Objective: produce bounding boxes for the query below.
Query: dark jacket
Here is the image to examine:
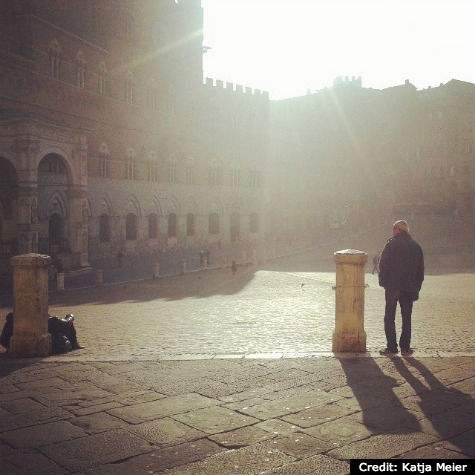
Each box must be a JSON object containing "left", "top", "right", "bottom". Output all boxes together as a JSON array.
[{"left": 378, "top": 232, "right": 424, "bottom": 294}]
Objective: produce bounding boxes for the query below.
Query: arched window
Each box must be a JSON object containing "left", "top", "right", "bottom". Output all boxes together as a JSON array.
[
  {"left": 186, "top": 213, "right": 195, "bottom": 236},
  {"left": 49, "top": 40, "right": 62, "bottom": 80},
  {"left": 230, "top": 212, "right": 240, "bottom": 242},
  {"left": 209, "top": 213, "right": 219, "bottom": 234},
  {"left": 148, "top": 213, "right": 158, "bottom": 238},
  {"left": 76, "top": 51, "right": 86, "bottom": 88},
  {"left": 99, "top": 142, "right": 110, "bottom": 178},
  {"left": 99, "top": 214, "right": 110, "bottom": 242},
  {"left": 208, "top": 160, "right": 220, "bottom": 186},
  {"left": 98, "top": 62, "right": 107, "bottom": 96},
  {"left": 167, "top": 155, "right": 177, "bottom": 183},
  {"left": 250, "top": 213, "right": 259, "bottom": 233},
  {"left": 39, "top": 154, "right": 66, "bottom": 175},
  {"left": 146, "top": 84, "right": 159, "bottom": 110},
  {"left": 125, "top": 213, "right": 137, "bottom": 240},
  {"left": 125, "top": 71, "right": 136, "bottom": 104},
  {"left": 231, "top": 167, "right": 241, "bottom": 187},
  {"left": 126, "top": 148, "right": 135, "bottom": 180},
  {"left": 168, "top": 213, "right": 177, "bottom": 238},
  {"left": 148, "top": 151, "right": 159, "bottom": 182},
  {"left": 185, "top": 156, "right": 195, "bottom": 185}
]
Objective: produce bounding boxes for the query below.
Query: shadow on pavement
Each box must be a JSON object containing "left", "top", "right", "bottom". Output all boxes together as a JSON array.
[
  {"left": 338, "top": 357, "right": 421, "bottom": 434},
  {"left": 390, "top": 357, "right": 475, "bottom": 456},
  {"left": 41, "top": 267, "right": 258, "bottom": 308}
]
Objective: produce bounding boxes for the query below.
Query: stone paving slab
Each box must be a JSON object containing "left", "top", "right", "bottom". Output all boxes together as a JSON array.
[
  {"left": 108, "top": 393, "right": 219, "bottom": 424},
  {"left": 39, "top": 428, "right": 153, "bottom": 472},
  {"left": 0, "top": 356, "right": 472, "bottom": 474},
  {"left": 89, "top": 439, "right": 225, "bottom": 475},
  {"left": 173, "top": 405, "right": 260, "bottom": 434},
  {"left": 261, "top": 454, "right": 351, "bottom": 475},
  {"left": 1, "top": 420, "right": 88, "bottom": 448},
  {"left": 327, "top": 431, "right": 439, "bottom": 459},
  {"left": 0, "top": 441, "right": 67, "bottom": 475},
  {"left": 162, "top": 443, "right": 297, "bottom": 475}
]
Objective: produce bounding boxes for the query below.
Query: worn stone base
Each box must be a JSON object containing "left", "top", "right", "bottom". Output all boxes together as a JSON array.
[
  {"left": 332, "top": 330, "right": 367, "bottom": 353},
  {"left": 9, "top": 333, "right": 52, "bottom": 358}
]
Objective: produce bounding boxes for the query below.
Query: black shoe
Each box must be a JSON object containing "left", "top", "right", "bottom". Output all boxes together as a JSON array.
[
  {"left": 401, "top": 348, "right": 414, "bottom": 356},
  {"left": 379, "top": 347, "right": 398, "bottom": 355}
]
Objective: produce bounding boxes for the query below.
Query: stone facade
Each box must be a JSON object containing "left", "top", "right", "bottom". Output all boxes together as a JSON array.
[
  {"left": 269, "top": 77, "right": 475, "bottom": 246},
  {"left": 0, "top": 1, "right": 473, "bottom": 279},
  {"left": 0, "top": 0, "right": 269, "bottom": 275}
]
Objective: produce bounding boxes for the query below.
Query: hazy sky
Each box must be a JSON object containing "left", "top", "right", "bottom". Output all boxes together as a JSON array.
[{"left": 201, "top": 0, "right": 475, "bottom": 99}]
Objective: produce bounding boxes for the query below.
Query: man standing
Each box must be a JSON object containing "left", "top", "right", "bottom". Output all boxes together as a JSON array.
[{"left": 378, "top": 220, "right": 424, "bottom": 356}]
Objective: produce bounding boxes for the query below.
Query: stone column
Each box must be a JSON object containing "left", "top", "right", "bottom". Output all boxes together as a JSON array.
[
  {"left": 14, "top": 138, "right": 41, "bottom": 254},
  {"left": 16, "top": 186, "right": 40, "bottom": 254},
  {"left": 9, "top": 253, "right": 52, "bottom": 357},
  {"left": 68, "top": 185, "right": 89, "bottom": 268},
  {"left": 332, "top": 249, "right": 368, "bottom": 353}
]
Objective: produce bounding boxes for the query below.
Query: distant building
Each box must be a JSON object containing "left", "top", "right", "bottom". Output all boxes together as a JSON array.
[
  {"left": 269, "top": 77, "right": 475, "bottom": 245},
  {"left": 0, "top": 1, "right": 473, "bottom": 278}
]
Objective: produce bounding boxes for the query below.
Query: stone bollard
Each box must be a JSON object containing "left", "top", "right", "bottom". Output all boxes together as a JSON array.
[
  {"left": 56, "top": 272, "right": 65, "bottom": 291},
  {"left": 95, "top": 269, "right": 104, "bottom": 286},
  {"left": 153, "top": 262, "right": 160, "bottom": 279},
  {"left": 332, "top": 249, "right": 368, "bottom": 353},
  {"left": 181, "top": 258, "right": 186, "bottom": 275},
  {"left": 203, "top": 255, "right": 208, "bottom": 269},
  {"left": 9, "top": 254, "right": 52, "bottom": 357}
]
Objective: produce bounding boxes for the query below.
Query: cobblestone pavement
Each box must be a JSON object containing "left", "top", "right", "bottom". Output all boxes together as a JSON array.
[
  {"left": 0, "top": 356, "right": 473, "bottom": 474},
  {"left": 0, "top": 252, "right": 473, "bottom": 474},
  {"left": 3, "top": 252, "right": 470, "bottom": 361}
]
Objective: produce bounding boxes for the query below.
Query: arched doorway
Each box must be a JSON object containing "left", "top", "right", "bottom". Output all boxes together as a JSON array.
[
  {"left": 38, "top": 153, "right": 70, "bottom": 263},
  {"left": 49, "top": 213, "right": 64, "bottom": 251}
]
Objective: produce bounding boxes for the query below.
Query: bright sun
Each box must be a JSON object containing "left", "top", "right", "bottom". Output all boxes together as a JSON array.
[{"left": 202, "top": 0, "right": 475, "bottom": 99}]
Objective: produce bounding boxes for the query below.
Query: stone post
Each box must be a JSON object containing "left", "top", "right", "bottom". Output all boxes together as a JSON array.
[
  {"left": 181, "top": 258, "right": 186, "bottom": 275},
  {"left": 9, "top": 254, "right": 52, "bottom": 357},
  {"left": 332, "top": 249, "right": 368, "bottom": 353},
  {"left": 153, "top": 262, "right": 160, "bottom": 279}
]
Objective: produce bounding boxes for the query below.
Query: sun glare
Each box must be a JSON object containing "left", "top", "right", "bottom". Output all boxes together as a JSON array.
[{"left": 202, "top": 0, "right": 475, "bottom": 98}]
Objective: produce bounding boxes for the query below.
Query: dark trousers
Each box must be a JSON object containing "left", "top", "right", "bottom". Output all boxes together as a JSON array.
[{"left": 384, "top": 289, "right": 414, "bottom": 351}]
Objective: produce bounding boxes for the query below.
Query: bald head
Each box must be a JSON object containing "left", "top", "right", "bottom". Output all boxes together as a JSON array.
[{"left": 393, "top": 219, "right": 409, "bottom": 236}]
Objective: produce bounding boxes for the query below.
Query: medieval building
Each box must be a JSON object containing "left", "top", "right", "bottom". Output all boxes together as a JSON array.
[
  {"left": 0, "top": 0, "right": 269, "bottom": 279},
  {"left": 1, "top": 0, "right": 473, "bottom": 283}
]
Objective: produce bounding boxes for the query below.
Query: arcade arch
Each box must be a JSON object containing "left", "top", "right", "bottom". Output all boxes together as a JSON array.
[{"left": 37, "top": 153, "right": 71, "bottom": 259}]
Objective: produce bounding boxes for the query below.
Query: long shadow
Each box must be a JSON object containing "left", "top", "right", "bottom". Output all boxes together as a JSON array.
[
  {"left": 390, "top": 357, "right": 474, "bottom": 456},
  {"left": 0, "top": 267, "right": 257, "bottom": 312},
  {"left": 338, "top": 357, "right": 421, "bottom": 434}
]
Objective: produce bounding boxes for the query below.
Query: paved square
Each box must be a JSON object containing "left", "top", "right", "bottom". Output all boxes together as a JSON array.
[{"left": 0, "top": 252, "right": 473, "bottom": 473}]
